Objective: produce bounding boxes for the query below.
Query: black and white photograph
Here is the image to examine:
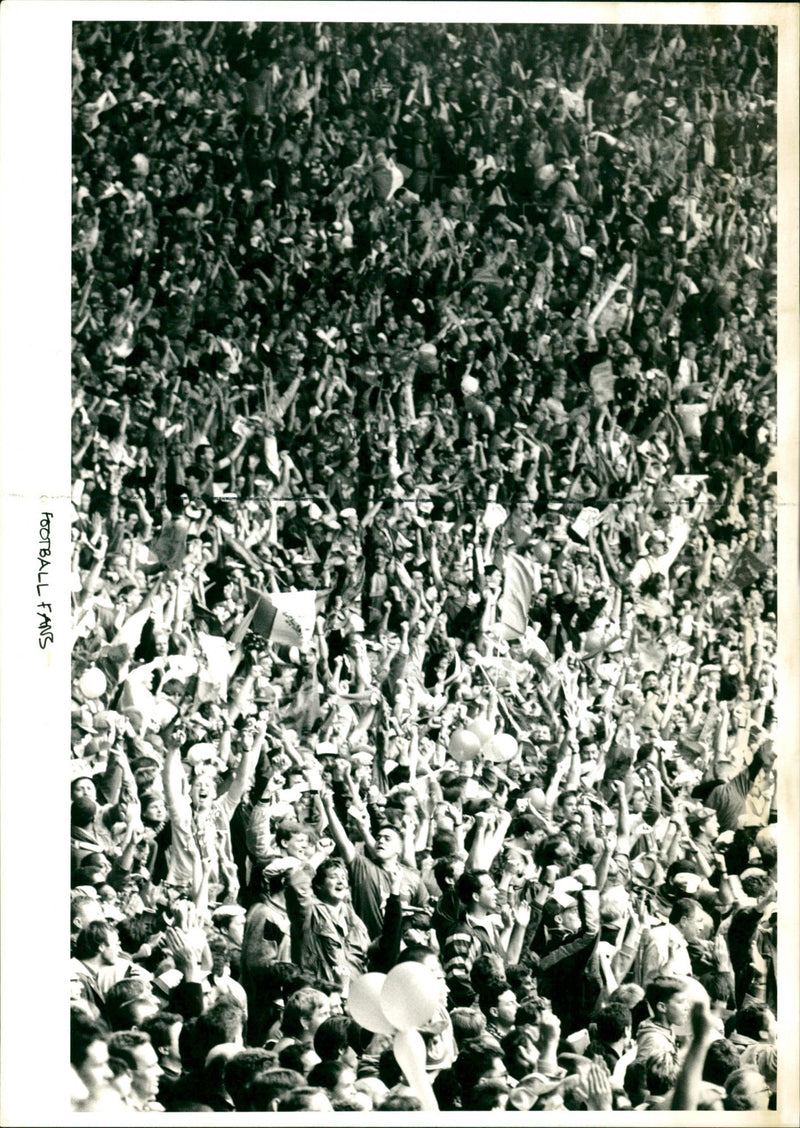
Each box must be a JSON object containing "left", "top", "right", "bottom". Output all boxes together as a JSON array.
[{"left": 1, "top": 2, "right": 798, "bottom": 1123}]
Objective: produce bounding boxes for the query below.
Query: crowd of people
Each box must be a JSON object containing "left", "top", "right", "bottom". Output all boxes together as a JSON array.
[{"left": 70, "top": 20, "right": 780, "bottom": 1113}]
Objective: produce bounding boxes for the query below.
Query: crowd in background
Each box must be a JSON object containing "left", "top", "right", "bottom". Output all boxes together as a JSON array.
[{"left": 70, "top": 20, "right": 779, "bottom": 1113}]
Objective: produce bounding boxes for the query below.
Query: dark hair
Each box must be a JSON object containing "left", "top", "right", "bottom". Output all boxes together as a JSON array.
[
  {"left": 224, "top": 1049, "right": 276, "bottom": 1110},
  {"left": 595, "top": 1002, "right": 632, "bottom": 1043},
  {"left": 699, "top": 971, "right": 733, "bottom": 1006},
  {"left": 703, "top": 1038, "right": 740, "bottom": 1086},
  {"left": 457, "top": 869, "right": 489, "bottom": 906},
  {"left": 275, "top": 1086, "right": 328, "bottom": 1111},
  {"left": 246, "top": 1068, "right": 306, "bottom": 1111},
  {"left": 467, "top": 1078, "right": 510, "bottom": 1110},
  {"left": 73, "top": 920, "right": 114, "bottom": 961},
  {"left": 453, "top": 1037, "right": 504, "bottom": 1095},
  {"left": 431, "top": 830, "right": 459, "bottom": 858},
  {"left": 433, "top": 856, "right": 461, "bottom": 892},
  {"left": 275, "top": 820, "right": 311, "bottom": 847},
  {"left": 515, "top": 995, "right": 545, "bottom": 1027},
  {"left": 311, "top": 857, "right": 348, "bottom": 898},
  {"left": 307, "top": 1059, "right": 350, "bottom": 1092},
  {"left": 501, "top": 1026, "right": 535, "bottom": 1079},
  {"left": 191, "top": 998, "right": 245, "bottom": 1063},
  {"left": 71, "top": 1007, "right": 109, "bottom": 1069},
  {"left": 72, "top": 798, "right": 98, "bottom": 828},
  {"left": 645, "top": 976, "right": 685, "bottom": 1012},
  {"left": 313, "top": 1015, "right": 359, "bottom": 1062},
  {"left": 107, "top": 1029, "right": 152, "bottom": 1073},
  {"left": 280, "top": 1037, "right": 311, "bottom": 1073},
  {"left": 510, "top": 813, "right": 540, "bottom": 837},
  {"left": 377, "top": 1046, "right": 404, "bottom": 1088},
  {"left": 139, "top": 1011, "right": 181, "bottom": 1052},
  {"left": 478, "top": 981, "right": 515, "bottom": 1019},
  {"left": 379, "top": 1092, "right": 423, "bottom": 1110},
  {"left": 103, "top": 978, "right": 152, "bottom": 1031},
  {"left": 735, "top": 1004, "right": 772, "bottom": 1041},
  {"left": 669, "top": 897, "right": 699, "bottom": 927}
]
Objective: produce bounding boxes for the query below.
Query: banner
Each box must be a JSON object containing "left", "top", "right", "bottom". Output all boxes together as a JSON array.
[
  {"left": 243, "top": 587, "right": 316, "bottom": 647},
  {"left": 722, "top": 547, "right": 769, "bottom": 592},
  {"left": 589, "top": 358, "right": 616, "bottom": 404},
  {"left": 498, "top": 554, "right": 538, "bottom": 639}
]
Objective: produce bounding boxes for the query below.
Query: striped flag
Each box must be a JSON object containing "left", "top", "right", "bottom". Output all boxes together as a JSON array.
[
  {"left": 240, "top": 587, "right": 316, "bottom": 648},
  {"left": 498, "top": 553, "right": 538, "bottom": 639}
]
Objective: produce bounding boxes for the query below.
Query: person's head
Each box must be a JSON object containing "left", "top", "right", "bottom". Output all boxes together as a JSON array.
[
  {"left": 224, "top": 1049, "right": 276, "bottom": 1111},
  {"left": 71, "top": 1010, "right": 113, "bottom": 1102},
  {"left": 107, "top": 1031, "right": 162, "bottom": 1105},
  {"left": 457, "top": 870, "right": 497, "bottom": 913},
  {"left": 454, "top": 1036, "right": 509, "bottom": 1096},
  {"left": 71, "top": 796, "right": 98, "bottom": 828},
  {"left": 246, "top": 1068, "right": 308, "bottom": 1112},
  {"left": 450, "top": 1006, "right": 487, "bottom": 1047},
  {"left": 555, "top": 790, "right": 578, "bottom": 820},
  {"left": 71, "top": 893, "right": 104, "bottom": 935},
  {"left": 373, "top": 823, "right": 403, "bottom": 865},
  {"left": 307, "top": 1059, "right": 360, "bottom": 1104},
  {"left": 468, "top": 1078, "right": 511, "bottom": 1111},
  {"left": 72, "top": 776, "right": 97, "bottom": 804},
  {"left": 104, "top": 978, "right": 160, "bottom": 1031},
  {"left": 282, "top": 987, "right": 331, "bottom": 1040},
  {"left": 275, "top": 820, "right": 312, "bottom": 860},
  {"left": 688, "top": 808, "right": 720, "bottom": 842},
  {"left": 669, "top": 897, "right": 702, "bottom": 942},
  {"left": 542, "top": 891, "right": 582, "bottom": 935},
  {"left": 645, "top": 977, "right": 689, "bottom": 1029},
  {"left": 192, "top": 998, "right": 246, "bottom": 1065},
  {"left": 478, "top": 982, "right": 518, "bottom": 1030},
  {"left": 724, "top": 1068, "right": 772, "bottom": 1111},
  {"left": 139, "top": 1011, "right": 182, "bottom": 1078},
  {"left": 433, "top": 855, "right": 463, "bottom": 892},
  {"left": 189, "top": 772, "right": 216, "bottom": 812},
  {"left": 595, "top": 1002, "right": 632, "bottom": 1046},
  {"left": 644, "top": 1050, "right": 679, "bottom": 1097},
  {"left": 735, "top": 1004, "right": 777, "bottom": 1044},
  {"left": 275, "top": 1085, "right": 334, "bottom": 1111},
  {"left": 703, "top": 1038, "right": 740, "bottom": 1087},
  {"left": 311, "top": 858, "right": 349, "bottom": 906},
  {"left": 313, "top": 1015, "right": 359, "bottom": 1067},
  {"left": 278, "top": 1040, "right": 318, "bottom": 1076},
  {"left": 73, "top": 920, "right": 120, "bottom": 965}
]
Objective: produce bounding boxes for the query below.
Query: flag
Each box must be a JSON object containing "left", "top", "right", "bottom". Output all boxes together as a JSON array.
[
  {"left": 589, "top": 359, "right": 615, "bottom": 405},
  {"left": 722, "top": 547, "right": 769, "bottom": 592},
  {"left": 197, "top": 634, "right": 232, "bottom": 702},
  {"left": 498, "top": 554, "right": 538, "bottom": 639},
  {"left": 571, "top": 506, "right": 603, "bottom": 541},
  {"left": 243, "top": 587, "right": 316, "bottom": 648}
]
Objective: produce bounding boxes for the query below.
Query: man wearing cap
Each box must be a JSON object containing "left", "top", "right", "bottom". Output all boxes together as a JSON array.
[{"left": 533, "top": 869, "right": 600, "bottom": 1036}]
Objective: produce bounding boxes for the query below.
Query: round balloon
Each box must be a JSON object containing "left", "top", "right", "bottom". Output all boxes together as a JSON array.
[
  {"left": 461, "top": 375, "right": 480, "bottom": 396},
  {"left": 582, "top": 629, "right": 605, "bottom": 656},
  {"left": 529, "top": 786, "right": 547, "bottom": 810},
  {"left": 380, "top": 962, "right": 439, "bottom": 1032},
  {"left": 448, "top": 729, "right": 481, "bottom": 762},
  {"left": 348, "top": 973, "right": 395, "bottom": 1035},
  {"left": 79, "top": 667, "right": 107, "bottom": 701},
  {"left": 467, "top": 716, "right": 495, "bottom": 748},
  {"left": 484, "top": 732, "right": 518, "bottom": 764}
]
